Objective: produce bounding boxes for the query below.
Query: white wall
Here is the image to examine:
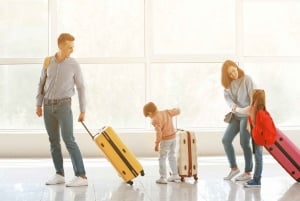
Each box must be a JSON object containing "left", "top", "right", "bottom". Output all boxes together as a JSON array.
[{"left": 1, "top": 129, "right": 299, "bottom": 158}]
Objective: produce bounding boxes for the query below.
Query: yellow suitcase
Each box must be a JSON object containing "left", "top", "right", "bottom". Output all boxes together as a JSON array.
[{"left": 82, "top": 122, "right": 144, "bottom": 185}]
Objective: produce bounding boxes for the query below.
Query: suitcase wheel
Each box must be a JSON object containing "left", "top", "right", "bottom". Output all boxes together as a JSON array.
[
  {"left": 140, "top": 170, "right": 145, "bottom": 176},
  {"left": 127, "top": 180, "right": 133, "bottom": 185},
  {"left": 194, "top": 175, "right": 198, "bottom": 181},
  {"left": 180, "top": 176, "right": 184, "bottom": 182}
]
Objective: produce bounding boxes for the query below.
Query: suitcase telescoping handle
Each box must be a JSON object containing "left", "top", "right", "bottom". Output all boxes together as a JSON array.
[
  {"left": 175, "top": 117, "right": 184, "bottom": 132},
  {"left": 81, "top": 121, "right": 94, "bottom": 139}
]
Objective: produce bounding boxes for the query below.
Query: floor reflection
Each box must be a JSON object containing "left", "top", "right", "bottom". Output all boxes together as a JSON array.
[{"left": 0, "top": 156, "right": 298, "bottom": 201}]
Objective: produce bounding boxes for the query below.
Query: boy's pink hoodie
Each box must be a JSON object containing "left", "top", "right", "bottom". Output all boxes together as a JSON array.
[{"left": 151, "top": 108, "right": 180, "bottom": 145}]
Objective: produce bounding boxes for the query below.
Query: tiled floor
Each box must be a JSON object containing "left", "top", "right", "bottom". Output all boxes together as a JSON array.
[{"left": 0, "top": 156, "right": 299, "bottom": 201}]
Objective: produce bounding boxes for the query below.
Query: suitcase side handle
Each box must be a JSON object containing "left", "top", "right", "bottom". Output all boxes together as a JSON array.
[{"left": 81, "top": 121, "right": 94, "bottom": 139}]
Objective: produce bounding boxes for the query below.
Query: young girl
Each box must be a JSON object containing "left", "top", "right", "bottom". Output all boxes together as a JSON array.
[
  {"left": 244, "top": 89, "right": 276, "bottom": 188},
  {"left": 143, "top": 102, "right": 181, "bottom": 184}
]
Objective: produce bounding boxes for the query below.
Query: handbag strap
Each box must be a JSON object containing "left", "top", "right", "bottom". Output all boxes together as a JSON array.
[
  {"left": 41, "top": 56, "right": 53, "bottom": 95},
  {"left": 229, "top": 77, "right": 244, "bottom": 103},
  {"left": 43, "top": 56, "right": 52, "bottom": 69}
]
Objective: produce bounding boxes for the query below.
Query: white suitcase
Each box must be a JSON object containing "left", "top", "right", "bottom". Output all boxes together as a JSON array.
[{"left": 177, "top": 129, "right": 198, "bottom": 181}]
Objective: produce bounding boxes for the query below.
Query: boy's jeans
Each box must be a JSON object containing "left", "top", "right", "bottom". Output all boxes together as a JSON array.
[
  {"left": 159, "top": 138, "right": 178, "bottom": 178},
  {"left": 44, "top": 102, "right": 86, "bottom": 176},
  {"left": 222, "top": 116, "right": 253, "bottom": 172}
]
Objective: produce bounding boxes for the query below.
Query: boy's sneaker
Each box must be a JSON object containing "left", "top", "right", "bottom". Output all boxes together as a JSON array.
[
  {"left": 235, "top": 173, "right": 252, "bottom": 181},
  {"left": 66, "top": 176, "right": 88, "bottom": 187},
  {"left": 156, "top": 177, "right": 167, "bottom": 184},
  {"left": 45, "top": 174, "right": 65, "bottom": 185},
  {"left": 224, "top": 169, "right": 240, "bottom": 180},
  {"left": 244, "top": 179, "right": 261, "bottom": 188},
  {"left": 167, "top": 174, "right": 181, "bottom": 182}
]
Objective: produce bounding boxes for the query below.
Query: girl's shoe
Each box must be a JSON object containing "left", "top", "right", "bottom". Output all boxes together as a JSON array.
[{"left": 244, "top": 179, "right": 261, "bottom": 188}]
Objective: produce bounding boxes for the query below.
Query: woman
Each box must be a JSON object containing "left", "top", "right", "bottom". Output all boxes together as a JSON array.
[{"left": 221, "top": 60, "right": 255, "bottom": 181}]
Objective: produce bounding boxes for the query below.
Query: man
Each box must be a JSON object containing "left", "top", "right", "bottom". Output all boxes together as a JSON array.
[{"left": 36, "top": 33, "right": 88, "bottom": 187}]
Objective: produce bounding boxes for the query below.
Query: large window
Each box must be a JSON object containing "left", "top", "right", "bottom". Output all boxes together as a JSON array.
[
  {"left": 0, "top": 65, "right": 42, "bottom": 129},
  {"left": 77, "top": 64, "right": 146, "bottom": 129},
  {"left": 1, "top": 0, "right": 300, "bottom": 132},
  {"left": 0, "top": 0, "right": 48, "bottom": 58},
  {"left": 243, "top": 0, "right": 300, "bottom": 56},
  {"left": 244, "top": 62, "right": 300, "bottom": 127},
  {"left": 57, "top": 0, "right": 144, "bottom": 57},
  {"left": 149, "top": 63, "right": 224, "bottom": 128},
  {"left": 152, "top": 0, "right": 236, "bottom": 55}
]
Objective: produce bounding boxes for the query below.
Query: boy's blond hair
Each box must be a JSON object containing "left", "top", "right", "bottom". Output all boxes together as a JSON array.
[{"left": 143, "top": 102, "right": 157, "bottom": 117}]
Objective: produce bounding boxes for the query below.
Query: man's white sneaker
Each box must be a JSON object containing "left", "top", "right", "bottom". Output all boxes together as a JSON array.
[
  {"left": 167, "top": 175, "right": 181, "bottom": 182},
  {"left": 235, "top": 173, "right": 252, "bottom": 181},
  {"left": 156, "top": 177, "right": 167, "bottom": 184},
  {"left": 223, "top": 169, "right": 240, "bottom": 180},
  {"left": 66, "top": 176, "right": 88, "bottom": 187},
  {"left": 45, "top": 174, "right": 65, "bottom": 185}
]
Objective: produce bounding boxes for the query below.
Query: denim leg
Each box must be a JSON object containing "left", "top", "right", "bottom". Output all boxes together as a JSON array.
[
  {"left": 239, "top": 117, "right": 253, "bottom": 172},
  {"left": 159, "top": 141, "right": 168, "bottom": 178},
  {"left": 253, "top": 144, "right": 263, "bottom": 182},
  {"left": 44, "top": 105, "right": 64, "bottom": 176},
  {"left": 56, "top": 103, "right": 86, "bottom": 177},
  {"left": 222, "top": 118, "right": 240, "bottom": 168},
  {"left": 167, "top": 139, "right": 178, "bottom": 175}
]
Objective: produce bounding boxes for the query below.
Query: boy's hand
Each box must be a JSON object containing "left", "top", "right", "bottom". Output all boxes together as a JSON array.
[{"left": 155, "top": 144, "right": 159, "bottom": 152}]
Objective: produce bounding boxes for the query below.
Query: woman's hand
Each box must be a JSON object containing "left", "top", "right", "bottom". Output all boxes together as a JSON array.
[{"left": 249, "top": 104, "right": 257, "bottom": 125}]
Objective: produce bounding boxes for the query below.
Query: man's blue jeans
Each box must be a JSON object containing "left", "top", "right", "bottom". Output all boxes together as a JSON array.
[
  {"left": 44, "top": 102, "right": 86, "bottom": 176},
  {"left": 222, "top": 115, "right": 253, "bottom": 172}
]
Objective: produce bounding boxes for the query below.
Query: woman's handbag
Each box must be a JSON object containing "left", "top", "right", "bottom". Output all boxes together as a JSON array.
[{"left": 224, "top": 112, "right": 233, "bottom": 123}]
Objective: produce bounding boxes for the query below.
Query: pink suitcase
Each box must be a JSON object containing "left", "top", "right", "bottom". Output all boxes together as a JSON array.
[
  {"left": 177, "top": 130, "right": 198, "bottom": 182},
  {"left": 265, "top": 128, "right": 300, "bottom": 182}
]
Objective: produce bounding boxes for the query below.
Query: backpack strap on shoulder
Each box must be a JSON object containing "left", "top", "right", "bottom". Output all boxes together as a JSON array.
[{"left": 43, "top": 56, "right": 52, "bottom": 69}]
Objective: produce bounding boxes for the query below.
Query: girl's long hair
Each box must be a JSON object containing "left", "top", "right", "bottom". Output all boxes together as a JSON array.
[{"left": 252, "top": 89, "right": 266, "bottom": 110}]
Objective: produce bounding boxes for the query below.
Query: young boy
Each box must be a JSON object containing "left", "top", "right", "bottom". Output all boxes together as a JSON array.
[{"left": 143, "top": 102, "right": 181, "bottom": 184}]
